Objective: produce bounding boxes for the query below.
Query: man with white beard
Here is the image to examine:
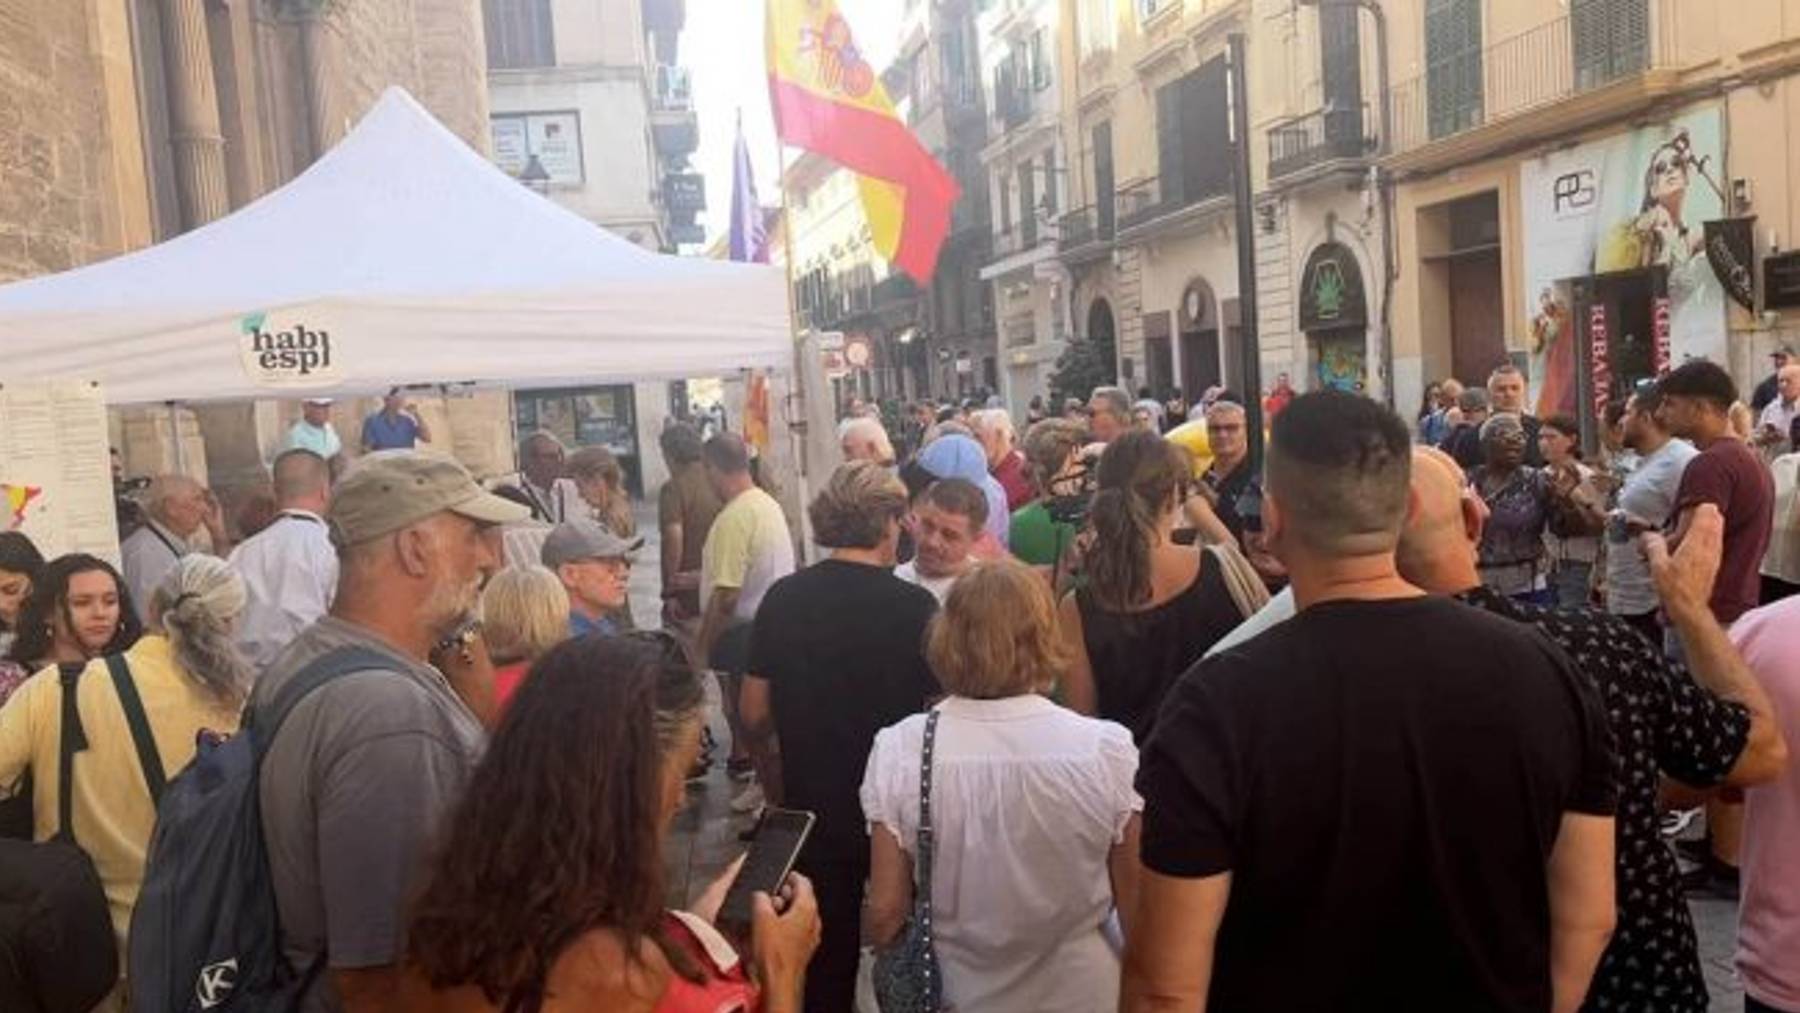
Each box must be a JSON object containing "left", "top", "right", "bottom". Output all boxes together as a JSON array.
[{"left": 250, "top": 452, "right": 525, "bottom": 1012}]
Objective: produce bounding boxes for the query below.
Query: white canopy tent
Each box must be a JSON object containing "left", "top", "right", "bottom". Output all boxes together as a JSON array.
[{"left": 0, "top": 88, "right": 790, "bottom": 405}]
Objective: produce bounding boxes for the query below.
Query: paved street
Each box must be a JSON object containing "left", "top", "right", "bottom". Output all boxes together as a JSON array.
[{"left": 631, "top": 502, "right": 1749, "bottom": 1011}]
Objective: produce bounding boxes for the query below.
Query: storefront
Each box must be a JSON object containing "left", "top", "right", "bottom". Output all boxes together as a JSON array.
[
  {"left": 1299, "top": 241, "right": 1370, "bottom": 393},
  {"left": 513, "top": 384, "right": 643, "bottom": 494},
  {"left": 1520, "top": 104, "right": 1733, "bottom": 441}
]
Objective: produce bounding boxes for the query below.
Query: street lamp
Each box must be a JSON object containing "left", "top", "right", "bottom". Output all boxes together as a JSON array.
[{"left": 519, "top": 154, "right": 551, "bottom": 195}]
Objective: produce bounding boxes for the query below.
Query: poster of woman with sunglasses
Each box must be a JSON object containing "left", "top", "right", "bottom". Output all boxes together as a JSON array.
[{"left": 1522, "top": 106, "right": 1729, "bottom": 419}]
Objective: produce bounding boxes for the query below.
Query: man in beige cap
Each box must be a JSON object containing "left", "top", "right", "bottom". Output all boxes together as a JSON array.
[{"left": 249, "top": 451, "right": 525, "bottom": 1013}]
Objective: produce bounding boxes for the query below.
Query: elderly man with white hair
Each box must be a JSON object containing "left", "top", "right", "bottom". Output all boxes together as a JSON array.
[
  {"left": 838, "top": 414, "right": 896, "bottom": 467},
  {"left": 970, "top": 408, "right": 1032, "bottom": 511},
  {"left": 120, "top": 474, "right": 231, "bottom": 624}
]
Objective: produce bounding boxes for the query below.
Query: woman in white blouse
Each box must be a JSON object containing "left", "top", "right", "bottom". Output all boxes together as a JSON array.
[{"left": 861, "top": 558, "right": 1143, "bottom": 1012}]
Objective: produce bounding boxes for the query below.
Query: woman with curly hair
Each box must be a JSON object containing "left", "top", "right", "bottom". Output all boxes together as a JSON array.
[
  {"left": 404, "top": 633, "right": 822, "bottom": 1012},
  {"left": 6, "top": 553, "right": 142, "bottom": 676}
]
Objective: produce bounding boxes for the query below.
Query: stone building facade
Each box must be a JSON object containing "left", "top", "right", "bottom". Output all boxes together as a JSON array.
[{"left": 1, "top": 0, "right": 510, "bottom": 508}]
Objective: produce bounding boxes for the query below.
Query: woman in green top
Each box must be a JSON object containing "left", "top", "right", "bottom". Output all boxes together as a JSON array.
[{"left": 1009, "top": 418, "right": 1092, "bottom": 586}]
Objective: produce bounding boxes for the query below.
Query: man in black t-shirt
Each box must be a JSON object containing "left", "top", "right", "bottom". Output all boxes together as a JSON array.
[
  {"left": 739, "top": 461, "right": 938, "bottom": 1013},
  {"left": 1124, "top": 391, "right": 1618, "bottom": 1013}
]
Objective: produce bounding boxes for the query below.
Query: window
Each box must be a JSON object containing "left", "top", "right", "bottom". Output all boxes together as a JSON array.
[
  {"left": 1153, "top": 58, "right": 1230, "bottom": 209},
  {"left": 1019, "top": 160, "right": 1038, "bottom": 246},
  {"left": 942, "top": 27, "right": 972, "bottom": 106},
  {"left": 1078, "top": 0, "right": 1117, "bottom": 60},
  {"left": 999, "top": 173, "right": 1014, "bottom": 235},
  {"left": 1424, "top": 0, "right": 1482, "bottom": 139},
  {"left": 1093, "top": 122, "right": 1115, "bottom": 238},
  {"left": 1137, "top": 0, "right": 1171, "bottom": 22},
  {"left": 1029, "top": 29, "right": 1051, "bottom": 91},
  {"left": 483, "top": 0, "right": 555, "bottom": 69},
  {"left": 996, "top": 52, "right": 1029, "bottom": 127},
  {"left": 1572, "top": 0, "right": 1649, "bottom": 90}
]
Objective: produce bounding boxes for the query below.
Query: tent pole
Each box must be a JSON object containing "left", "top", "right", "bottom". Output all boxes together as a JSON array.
[{"left": 166, "top": 400, "right": 185, "bottom": 476}]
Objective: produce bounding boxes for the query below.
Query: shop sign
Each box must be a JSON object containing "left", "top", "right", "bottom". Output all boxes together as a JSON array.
[
  {"left": 1703, "top": 217, "right": 1757, "bottom": 312},
  {"left": 845, "top": 334, "right": 873, "bottom": 369},
  {"left": 663, "top": 174, "right": 707, "bottom": 213},
  {"left": 1588, "top": 303, "right": 1611, "bottom": 425},
  {"left": 1520, "top": 105, "right": 1727, "bottom": 416},
  {"left": 1298, "top": 243, "right": 1367, "bottom": 332},
  {"left": 1763, "top": 251, "right": 1800, "bottom": 309},
  {"left": 1652, "top": 296, "right": 1672, "bottom": 374},
  {"left": 490, "top": 112, "right": 584, "bottom": 184}
]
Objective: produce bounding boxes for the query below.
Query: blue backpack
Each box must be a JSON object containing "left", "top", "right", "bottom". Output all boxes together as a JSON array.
[{"left": 128, "top": 646, "right": 390, "bottom": 1013}]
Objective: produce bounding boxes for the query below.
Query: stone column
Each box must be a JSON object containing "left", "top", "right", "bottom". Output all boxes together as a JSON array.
[{"left": 158, "top": 0, "right": 229, "bottom": 227}]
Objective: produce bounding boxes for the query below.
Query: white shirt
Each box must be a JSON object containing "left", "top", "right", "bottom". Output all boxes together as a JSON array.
[
  {"left": 1759, "top": 397, "right": 1798, "bottom": 446},
  {"left": 892, "top": 560, "right": 965, "bottom": 605},
  {"left": 493, "top": 474, "right": 585, "bottom": 525},
  {"left": 1762, "top": 453, "right": 1800, "bottom": 585},
  {"left": 120, "top": 519, "right": 193, "bottom": 624},
  {"left": 1607, "top": 437, "right": 1699, "bottom": 616},
  {"left": 227, "top": 510, "right": 338, "bottom": 672},
  {"left": 860, "top": 695, "right": 1141, "bottom": 1013}
]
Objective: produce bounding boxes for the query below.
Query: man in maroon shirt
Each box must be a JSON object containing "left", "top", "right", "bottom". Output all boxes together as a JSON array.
[
  {"left": 972, "top": 408, "right": 1034, "bottom": 512},
  {"left": 1655, "top": 359, "right": 1776, "bottom": 899},
  {"left": 1658, "top": 361, "right": 1776, "bottom": 625}
]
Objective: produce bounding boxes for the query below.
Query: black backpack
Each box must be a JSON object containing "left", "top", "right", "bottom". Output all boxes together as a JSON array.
[
  {"left": 129, "top": 646, "right": 390, "bottom": 1013},
  {"left": 0, "top": 657, "right": 165, "bottom": 1013}
]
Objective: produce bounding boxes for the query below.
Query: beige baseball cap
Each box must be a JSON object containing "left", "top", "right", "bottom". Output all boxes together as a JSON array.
[{"left": 329, "top": 451, "right": 529, "bottom": 546}]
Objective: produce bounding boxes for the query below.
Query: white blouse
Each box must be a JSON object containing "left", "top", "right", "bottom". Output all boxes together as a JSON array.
[{"left": 860, "top": 694, "right": 1142, "bottom": 1013}]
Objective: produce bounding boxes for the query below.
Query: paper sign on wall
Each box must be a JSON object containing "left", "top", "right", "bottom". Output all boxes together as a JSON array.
[{"left": 0, "top": 381, "right": 122, "bottom": 565}]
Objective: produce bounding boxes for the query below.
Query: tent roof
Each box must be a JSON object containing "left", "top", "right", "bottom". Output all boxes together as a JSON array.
[{"left": 0, "top": 88, "right": 789, "bottom": 405}]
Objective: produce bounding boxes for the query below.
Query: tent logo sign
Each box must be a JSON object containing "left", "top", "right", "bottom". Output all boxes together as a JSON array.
[{"left": 238, "top": 311, "right": 341, "bottom": 387}]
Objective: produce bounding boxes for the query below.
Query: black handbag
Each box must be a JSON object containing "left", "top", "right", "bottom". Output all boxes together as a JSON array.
[{"left": 871, "top": 708, "right": 945, "bottom": 1012}]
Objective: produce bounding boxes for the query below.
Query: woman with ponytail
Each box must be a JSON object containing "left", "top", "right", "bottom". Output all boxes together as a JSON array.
[
  {"left": 0, "top": 554, "right": 247, "bottom": 1007},
  {"left": 1057, "top": 431, "right": 1246, "bottom": 744}
]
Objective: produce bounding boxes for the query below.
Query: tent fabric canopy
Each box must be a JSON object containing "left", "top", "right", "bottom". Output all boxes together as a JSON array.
[{"left": 0, "top": 88, "right": 789, "bottom": 405}]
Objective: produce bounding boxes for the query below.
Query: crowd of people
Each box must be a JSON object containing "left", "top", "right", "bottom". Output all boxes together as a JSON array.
[{"left": 1, "top": 356, "right": 1798, "bottom": 1013}]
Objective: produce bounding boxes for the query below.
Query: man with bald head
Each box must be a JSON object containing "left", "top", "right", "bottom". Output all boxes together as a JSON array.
[
  {"left": 1754, "top": 362, "right": 1800, "bottom": 455},
  {"left": 1400, "top": 446, "right": 1787, "bottom": 1013},
  {"left": 1126, "top": 391, "right": 1618, "bottom": 1013},
  {"left": 230, "top": 449, "right": 339, "bottom": 669}
]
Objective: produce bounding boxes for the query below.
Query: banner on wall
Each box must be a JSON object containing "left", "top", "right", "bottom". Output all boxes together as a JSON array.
[
  {"left": 1521, "top": 105, "right": 1728, "bottom": 417},
  {"left": 0, "top": 381, "right": 121, "bottom": 566}
]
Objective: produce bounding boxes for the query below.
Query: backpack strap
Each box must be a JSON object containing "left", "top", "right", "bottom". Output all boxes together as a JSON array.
[
  {"left": 249, "top": 646, "right": 398, "bottom": 761},
  {"left": 55, "top": 662, "right": 91, "bottom": 842},
  {"left": 104, "top": 653, "right": 167, "bottom": 806}
]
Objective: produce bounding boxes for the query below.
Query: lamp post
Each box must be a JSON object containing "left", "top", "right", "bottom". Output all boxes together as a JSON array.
[{"left": 520, "top": 154, "right": 551, "bottom": 195}]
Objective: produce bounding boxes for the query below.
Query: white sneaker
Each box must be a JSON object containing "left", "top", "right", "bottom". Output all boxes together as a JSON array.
[{"left": 730, "top": 780, "right": 765, "bottom": 815}]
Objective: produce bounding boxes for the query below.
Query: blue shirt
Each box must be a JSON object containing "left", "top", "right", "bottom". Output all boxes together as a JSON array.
[
  {"left": 361, "top": 411, "right": 420, "bottom": 450},
  {"left": 569, "top": 611, "right": 618, "bottom": 638}
]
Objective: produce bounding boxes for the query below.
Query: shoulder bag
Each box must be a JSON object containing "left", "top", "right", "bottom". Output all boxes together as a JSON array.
[
  {"left": 1205, "top": 542, "right": 1271, "bottom": 621},
  {"left": 872, "top": 709, "right": 945, "bottom": 1013}
]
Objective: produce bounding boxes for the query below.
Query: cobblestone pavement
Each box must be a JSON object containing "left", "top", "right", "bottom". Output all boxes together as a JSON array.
[{"left": 632, "top": 503, "right": 1747, "bottom": 1011}]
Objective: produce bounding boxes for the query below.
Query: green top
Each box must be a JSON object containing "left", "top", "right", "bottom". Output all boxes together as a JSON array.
[{"left": 1009, "top": 501, "right": 1076, "bottom": 568}]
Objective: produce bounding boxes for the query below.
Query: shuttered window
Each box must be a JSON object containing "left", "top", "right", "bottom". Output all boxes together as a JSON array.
[
  {"left": 1425, "top": 0, "right": 1482, "bottom": 139},
  {"left": 1572, "top": 0, "right": 1649, "bottom": 90},
  {"left": 484, "top": 0, "right": 555, "bottom": 69}
]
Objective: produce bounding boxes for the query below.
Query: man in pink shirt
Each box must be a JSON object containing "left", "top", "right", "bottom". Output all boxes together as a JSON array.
[{"left": 1729, "top": 594, "right": 1800, "bottom": 1013}]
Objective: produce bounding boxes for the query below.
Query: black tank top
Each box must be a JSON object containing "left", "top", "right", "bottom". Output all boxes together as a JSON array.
[{"left": 1076, "top": 556, "right": 1243, "bottom": 744}]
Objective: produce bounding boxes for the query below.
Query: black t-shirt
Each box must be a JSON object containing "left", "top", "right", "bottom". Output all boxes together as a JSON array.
[
  {"left": 1138, "top": 596, "right": 1616, "bottom": 1012},
  {"left": 747, "top": 559, "right": 940, "bottom": 863}
]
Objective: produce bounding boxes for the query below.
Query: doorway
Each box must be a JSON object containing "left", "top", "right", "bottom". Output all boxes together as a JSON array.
[{"left": 1180, "top": 329, "right": 1221, "bottom": 397}]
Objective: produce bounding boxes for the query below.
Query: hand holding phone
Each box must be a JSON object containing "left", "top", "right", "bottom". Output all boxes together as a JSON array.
[{"left": 717, "top": 808, "right": 816, "bottom": 936}]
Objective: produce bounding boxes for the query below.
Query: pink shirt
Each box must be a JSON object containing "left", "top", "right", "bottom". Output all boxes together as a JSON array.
[{"left": 1729, "top": 595, "right": 1800, "bottom": 1010}]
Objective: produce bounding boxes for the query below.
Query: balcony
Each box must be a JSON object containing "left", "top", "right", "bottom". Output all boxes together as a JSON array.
[
  {"left": 1266, "top": 103, "right": 1377, "bottom": 183},
  {"left": 1056, "top": 203, "right": 1115, "bottom": 261},
  {"left": 1114, "top": 173, "right": 1228, "bottom": 240},
  {"left": 651, "top": 64, "right": 698, "bottom": 157},
  {"left": 1388, "top": 1, "right": 1680, "bottom": 173}
]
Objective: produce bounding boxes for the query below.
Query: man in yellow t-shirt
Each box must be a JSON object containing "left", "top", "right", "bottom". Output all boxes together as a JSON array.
[{"left": 696, "top": 433, "right": 795, "bottom": 807}]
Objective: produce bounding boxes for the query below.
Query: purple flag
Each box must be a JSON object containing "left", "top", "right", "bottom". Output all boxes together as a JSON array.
[{"left": 728, "top": 115, "right": 769, "bottom": 263}]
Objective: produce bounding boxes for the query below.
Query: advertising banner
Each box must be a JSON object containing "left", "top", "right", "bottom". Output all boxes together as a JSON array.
[
  {"left": 1521, "top": 105, "right": 1727, "bottom": 417},
  {"left": 0, "top": 381, "right": 122, "bottom": 565}
]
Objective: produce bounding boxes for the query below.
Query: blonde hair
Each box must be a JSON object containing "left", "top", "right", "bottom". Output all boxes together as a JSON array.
[
  {"left": 926, "top": 558, "right": 1067, "bottom": 699},
  {"left": 481, "top": 566, "right": 571, "bottom": 665},
  {"left": 809, "top": 461, "right": 907, "bottom": 549}
]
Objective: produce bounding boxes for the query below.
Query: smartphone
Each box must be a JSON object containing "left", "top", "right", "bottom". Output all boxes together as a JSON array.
[{"left": 717, "top": 807, "right": 816, "bottom": 933}]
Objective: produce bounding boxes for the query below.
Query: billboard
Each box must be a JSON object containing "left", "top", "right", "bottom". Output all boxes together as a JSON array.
[{"left": 1520, "top": 105, "right": 1728, "bottom": 417}]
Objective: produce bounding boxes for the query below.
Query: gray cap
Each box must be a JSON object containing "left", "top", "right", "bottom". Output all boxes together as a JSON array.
[
  {"left": 329, "top": 451, "right": 529, "bottom": 546},
  {"left": 541, "top": 518, "right": 644, "bottom": 568}
]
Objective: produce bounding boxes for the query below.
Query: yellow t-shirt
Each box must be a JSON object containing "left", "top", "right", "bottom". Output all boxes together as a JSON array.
[{"left": 0, "top": 635, "right": 243, "bottom": 959}]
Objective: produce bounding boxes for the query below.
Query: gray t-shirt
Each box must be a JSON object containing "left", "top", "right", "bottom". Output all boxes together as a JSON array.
[
  {"left": 253, "top": 616, "right": 484, "bottom": 1012},
  {"left": 1606, "top": 438, "right": 1699, "bottom": 617}
]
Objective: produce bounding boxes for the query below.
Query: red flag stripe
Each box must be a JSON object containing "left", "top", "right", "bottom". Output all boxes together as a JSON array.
[{"left": 769, "top": 77, "right": 960, "bottom": 281}]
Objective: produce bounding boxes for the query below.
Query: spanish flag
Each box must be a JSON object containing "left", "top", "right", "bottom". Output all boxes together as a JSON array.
[{"left": 766, "top": 0, "right": 960, "bottom": 282}]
